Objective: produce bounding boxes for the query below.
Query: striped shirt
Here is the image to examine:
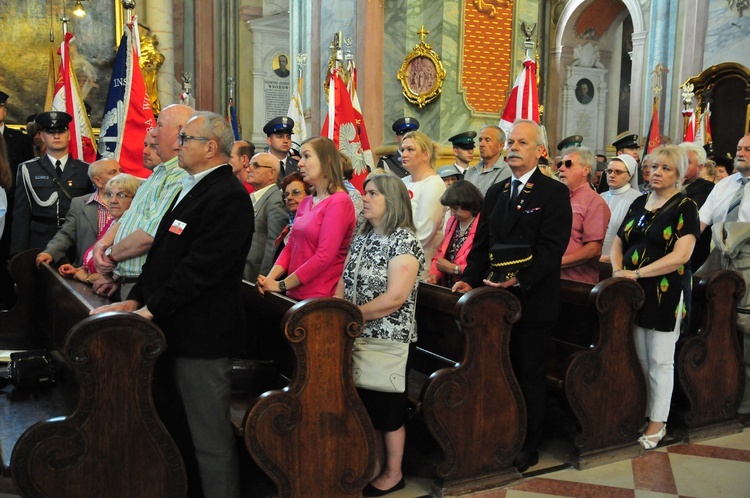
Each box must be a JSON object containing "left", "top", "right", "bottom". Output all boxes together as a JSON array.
[
  {"left": 85, "top": 191, "right": 113, "bottom": 235},
  {"left": 114, "top": 157, "right": 186, "bottom": 278}
]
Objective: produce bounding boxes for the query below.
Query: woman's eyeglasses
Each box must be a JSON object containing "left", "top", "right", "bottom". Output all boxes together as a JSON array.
[
  {"left": 283, "top": 189, "right": 305, "bottom": 199},
  {"left": 104, "top": 191, "right": 133, "bottom": 200},
  {"left": 606, "top": 169, "right": 629, "bottom": 176}
]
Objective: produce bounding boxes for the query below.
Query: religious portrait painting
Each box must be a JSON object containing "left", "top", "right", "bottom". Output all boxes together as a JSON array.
[
  {"left": 406, "top": 56, "right": 438, "bottom": 95},
  {"left": 273, "top": 53, "right": 291, "bottom": 78},
  {"left": 575, "top": 78, "right": 595, "bottom": 105}
]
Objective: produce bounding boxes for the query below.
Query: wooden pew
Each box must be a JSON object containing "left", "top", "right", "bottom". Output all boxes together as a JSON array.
[
  {"left": 411, "top": 283, "right": 526, "bottom": 496},
  {"left": 233, "top": 284, "right": 376, "bottom": 498},
  {"left": 548, "top": 278, "right": 647, "bottom": 469},
  {"left": 0, "top": 251, "right": 187, "bottom": 497},
  {"left": 672, "top": 270, "right": 745, "bottom": 441}
]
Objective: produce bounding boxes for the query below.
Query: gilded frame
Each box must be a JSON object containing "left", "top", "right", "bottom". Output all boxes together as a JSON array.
[{"left": 396, "top": 27, "right": 447, "bottom": 109}]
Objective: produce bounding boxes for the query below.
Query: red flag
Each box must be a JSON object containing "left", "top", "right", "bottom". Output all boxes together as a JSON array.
[
  {"left": 682, "top": 109, "right": 696, "bottom": 143},
  {"left": 644, "top": 97, "right": 661, "bottom": 156},
  {"left": 346, "top": 61, "right": 374, "bottom": 178},
  {"left": 499, "top": 57, "right": 539, "bottom": 137},
  {"left": 321, "top": 68, "right": 368, "bottom": 192},
  {"left": 51, "top": 32, "right": 97, "bottom": 163},
  {"left": 99, "top": 17, "right": 154, "bottom": 178}
]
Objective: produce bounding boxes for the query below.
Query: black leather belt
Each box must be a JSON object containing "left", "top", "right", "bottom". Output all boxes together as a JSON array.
[{"left": 31, "top": 215, "right": 64, "bottom": 228}]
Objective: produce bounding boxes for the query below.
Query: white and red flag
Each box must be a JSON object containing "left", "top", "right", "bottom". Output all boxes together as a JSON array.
[
  {"left": 346, "top": 60, "right": 374, "bottom": 174},
  {"left": 51, "top": 32, "right": 97, "bottom": 163},
  {"left": 682, "top": 109, "right": 696, "bottom": 143},
  {"left": 321, "top": 67, "right": 368, "bottom": 192},
  {"left": 498, "top": 57, "right": 540, "bottom": 138},
  {"left": 286, "top": 74, "right": 307, "bottom": 147},
  {"left": 98, "top": 16, "right": 155, "bottom": 178}
]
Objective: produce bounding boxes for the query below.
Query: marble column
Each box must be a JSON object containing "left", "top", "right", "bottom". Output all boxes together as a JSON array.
[{"left": 145, "top": 0, "right": 176, "bottom": 107}]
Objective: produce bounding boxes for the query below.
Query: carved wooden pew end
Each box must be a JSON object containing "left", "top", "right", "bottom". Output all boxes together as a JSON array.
[
  {"left": 548, "top": 278, "right": 647, "bottom": 470},
  {"left": 672, "top": 270, "right": 746, "bottom": 442}
]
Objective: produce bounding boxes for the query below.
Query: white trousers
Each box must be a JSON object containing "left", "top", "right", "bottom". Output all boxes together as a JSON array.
[{"left": 634, "top": 293, "right": 683, "bottom": 423}]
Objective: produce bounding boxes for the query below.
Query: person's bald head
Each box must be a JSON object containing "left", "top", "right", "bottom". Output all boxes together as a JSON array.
[
  {"left": 88, "top": 158, "right": 122, "bottom": 192},
  {"left": 151, "top": 104, "right": 195, "bottom": 162},
  {"left": 246, "top": 152, "right": 280, "bottom": 190}
]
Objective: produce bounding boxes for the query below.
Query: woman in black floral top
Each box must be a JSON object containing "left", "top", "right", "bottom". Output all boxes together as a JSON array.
[
  {"left": 610, "top": 145, "right": 699, "bottom": 450},
  {"left": 336, "top": 173, "right": 424, "bottom": 496}
]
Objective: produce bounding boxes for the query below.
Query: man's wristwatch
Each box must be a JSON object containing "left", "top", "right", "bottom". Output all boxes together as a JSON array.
[
  {"left": 454, "top": 265, "right": 460, "bottom": 275},
  {"left": 278, "top": 279, "right": 287, "bottom": 293},
  {"left": 104, "top": 247, "right": 117, "bottom": 263}
]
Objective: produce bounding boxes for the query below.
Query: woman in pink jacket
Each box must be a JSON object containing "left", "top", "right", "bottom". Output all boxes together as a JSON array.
[{"left": 425, "top": 180, "right": 483, "bottom": 287}]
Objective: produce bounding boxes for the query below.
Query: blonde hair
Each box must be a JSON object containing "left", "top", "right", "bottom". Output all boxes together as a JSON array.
[
  {"left": 650, "top": 144, "right": 688, "bottom": 187},
  {"left": 401, "top": 130, "right": 439, "bottom": 168}
]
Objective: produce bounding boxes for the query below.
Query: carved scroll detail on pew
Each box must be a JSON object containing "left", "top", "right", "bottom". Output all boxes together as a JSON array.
[
  {"left": 565, "top": 278, "right": 646, "bottom": 453},
  {"left": 422, "top": 287, "right": 524, "bottom": 481},
  {"left": 11, "top": 313, "right": 186, "bottom": 498},
  {"left": 244, "top": 298, "right": 374, "bottom": 498},
  {"left": 675, "top": 271, "right": 745, "bottom": 430}
]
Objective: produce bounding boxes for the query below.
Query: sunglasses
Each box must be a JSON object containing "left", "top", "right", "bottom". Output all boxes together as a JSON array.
[
  {"left": 556, "top": 160, "right": 573, "bottom": 169},
  {"left": 283, "top": 189, "right": 305, "bottom": 199}
]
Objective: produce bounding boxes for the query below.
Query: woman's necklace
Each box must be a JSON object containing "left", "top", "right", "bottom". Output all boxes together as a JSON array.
[
  {"left": 312, "top": 192, "right": 329, "bottom": 207},
  {"left": 458, "top": 217, "right": 475, "bottom": 233}
]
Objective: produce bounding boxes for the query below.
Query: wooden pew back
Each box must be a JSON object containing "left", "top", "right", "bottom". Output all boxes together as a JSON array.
[{"left": 243, "top": 297, "right": 375, "bottom": 498}]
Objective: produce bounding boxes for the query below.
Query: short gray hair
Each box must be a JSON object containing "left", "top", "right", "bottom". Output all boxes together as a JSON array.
[
  {"left": 679, "top": 141, "right": 707, "bottom": 166},
  {"left": 478, "top": 125, "right": 505, "bottom": 143},
  {"left": 193, "top": 111, "right": 234, "bottom": 157},
  {"left": 562, "top": 146, "right": 596, "bottom": 180},
  {"left": 509, "top": 119, "right": 545, "bottom": 146}
]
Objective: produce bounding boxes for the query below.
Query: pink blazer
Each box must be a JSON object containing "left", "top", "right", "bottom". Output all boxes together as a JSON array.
[{"left": 428, "top": 213, "right": 480, "bottom": 285}]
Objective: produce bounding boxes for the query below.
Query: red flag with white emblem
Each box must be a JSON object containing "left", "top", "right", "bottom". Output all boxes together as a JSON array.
[
  {"left": 51, "top": 32, "right": 97, "bottom": 163},
  {"left": 321, "top": 67, "right": 368, "bottom": 192}
]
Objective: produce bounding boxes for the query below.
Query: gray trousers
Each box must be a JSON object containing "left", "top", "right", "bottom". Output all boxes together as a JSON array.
[{"left": 174, "top": 357, "right": 240, "bottom": 498}]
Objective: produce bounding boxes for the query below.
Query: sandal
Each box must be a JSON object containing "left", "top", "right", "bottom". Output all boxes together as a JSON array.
[{"left": 638, "top": 424, "right": 666, "bottom": 449}]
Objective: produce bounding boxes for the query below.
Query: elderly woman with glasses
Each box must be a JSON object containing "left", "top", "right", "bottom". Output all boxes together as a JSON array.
[
  {"left": 600, "top": 154, "right": 642, "bottom": 263},
  {"left": 272, "top": 172, "right": 312, "bottom": 258},
  {"left": 58, "top": 173, "right": 142, "bottom": 284},
  {"left": 610, "top": 145, "right": 699, "bottom": 450}
]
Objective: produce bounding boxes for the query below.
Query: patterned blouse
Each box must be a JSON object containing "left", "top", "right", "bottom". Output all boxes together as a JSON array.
[
  {"left": 342, "top": 228, "right": 425, "bottom": 343},
  {"left": 617, "top": 193, "right": 699, "bottom": 332}
]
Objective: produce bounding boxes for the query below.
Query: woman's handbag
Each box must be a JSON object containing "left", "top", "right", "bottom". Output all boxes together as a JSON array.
[
  {"left": 352, "top": 337, "right": 408, "bottom": 393},
  {"left": 349, "top": 233, "right": 411, "bottom": 393}
]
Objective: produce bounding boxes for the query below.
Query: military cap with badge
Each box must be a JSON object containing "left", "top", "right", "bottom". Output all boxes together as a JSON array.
[
  {"left": 448, "top": 131, "right": 477, "bottom": 150},
  {"left": 263, "top": 116, "right": 295, "bottom": 135},
  {"left": 392, "top": 117, "right": 420, "bottom": 135}
]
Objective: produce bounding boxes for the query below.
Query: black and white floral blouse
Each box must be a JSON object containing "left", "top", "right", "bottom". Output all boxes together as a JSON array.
[{"left": 342, "top": 228, "right": 425, "bottom": 343}]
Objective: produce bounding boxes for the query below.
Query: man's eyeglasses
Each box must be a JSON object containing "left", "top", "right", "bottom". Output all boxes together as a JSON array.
[
  {"left": 104, "top": 191, "right": 133, "bottom": 200},
  {"left": 249, "top": 162, "right": 274, "bottom": 170},
  {"left": 283, "top": 189, "right": 305, "bottom": 199},
  {"left": 557, "top": 160, "right": 573, "bottom": 169},
  {"left": 606, "top": 169, "right": 629, "bottom": 176},
  {"left": 177, "top": 133, "right": 211, "bottom": 146}
]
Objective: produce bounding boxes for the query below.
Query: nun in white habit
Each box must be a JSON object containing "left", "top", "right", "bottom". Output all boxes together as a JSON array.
[{"left": 600, "top": 154, "right": 642, "bottom": 262}]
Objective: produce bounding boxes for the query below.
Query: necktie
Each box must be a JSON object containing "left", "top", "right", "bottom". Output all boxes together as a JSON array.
[
  {"left": 509, "top": 179, "right": 522, "bottom": 207},
  {"left": 726, "top": 177, "right": 749, "bottom": 222},
  {"left": 55, "top": 160, "right": 63, "bottom": 178}
]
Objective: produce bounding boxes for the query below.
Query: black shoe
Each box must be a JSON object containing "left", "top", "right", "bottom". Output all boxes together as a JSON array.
[
  {"left": 362, "top": 477, "right": 406, "bottom": 497},
  {"left": 513, "top": 450, "right": 539, "bottom": 473}
]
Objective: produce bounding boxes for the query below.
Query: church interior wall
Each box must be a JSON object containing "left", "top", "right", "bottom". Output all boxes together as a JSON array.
[{"left": 704, "top": 0, "right": 750, "bottom": 72}]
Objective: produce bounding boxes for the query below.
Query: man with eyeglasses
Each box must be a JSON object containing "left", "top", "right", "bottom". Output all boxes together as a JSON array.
[
  {"left": 599, "top": 154, "right": 640, "bottom": 263},
  {"left": 11, "top": 111, "right": 93, "bottom": 255},
  {"left": 376, "top": 117, "right": 420, "bottom": 178},
  {"left": 243, "top": 152, "right": 286, "bottom": 281},
  {"left": 557, "top": 146, "right": 611, "bottom": 284},
  {"left": 92, "top": 112, "right": 254, "bottom": 498},
  {"left": 36, "top": 158, "right": 121, "bottom": 268},
  {"left": 92, "top": 104, "right": 193, "bottom": 300}
]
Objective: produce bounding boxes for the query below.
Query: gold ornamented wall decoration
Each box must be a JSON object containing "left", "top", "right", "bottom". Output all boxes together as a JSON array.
[
  {"left": 474, "top": 0, "right": 510, "bottom": 19},
  {"left": 396, "top": 26, "right": 447, "bottom": 109}
]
